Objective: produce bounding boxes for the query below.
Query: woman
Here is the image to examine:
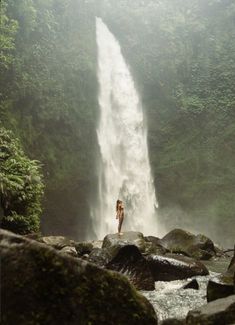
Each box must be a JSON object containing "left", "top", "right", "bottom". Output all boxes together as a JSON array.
[{"left": 116, "top": 199, "right": 124, "bottom": 235}]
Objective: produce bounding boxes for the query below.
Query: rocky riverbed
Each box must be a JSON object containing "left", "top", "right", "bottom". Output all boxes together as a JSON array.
[{"left": 1, "top": 228, "right": 235, "bottom": 324}]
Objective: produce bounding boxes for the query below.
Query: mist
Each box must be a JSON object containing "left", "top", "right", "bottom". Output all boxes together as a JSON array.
[{"left": 1, "top": 0, "right": 235, "bottom": 248}]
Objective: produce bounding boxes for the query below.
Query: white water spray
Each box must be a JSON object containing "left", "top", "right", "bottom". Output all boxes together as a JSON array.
[{"left": 92, "top": 17, "right": 158, "bottom": 239}]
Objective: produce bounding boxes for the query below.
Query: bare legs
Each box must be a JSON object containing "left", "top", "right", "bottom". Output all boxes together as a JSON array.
[{"left": 118, "top": 215, "right": 124, "bottom": 235}]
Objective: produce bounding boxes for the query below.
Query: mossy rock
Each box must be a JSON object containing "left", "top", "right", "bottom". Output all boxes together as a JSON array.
[
  {"left": 160, "top": 229, "right": 216, "bottom": 260},
  {"left": 75, "top": 241, "right": 93, "bottom": 256},
  {"left": 1, "top": 229, "right": 158, "bottom": 325},
  {"left": 102, "top": 231, "right": 146, "bottom": 254}
]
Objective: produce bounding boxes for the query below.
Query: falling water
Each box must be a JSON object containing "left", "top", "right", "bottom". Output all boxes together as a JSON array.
[{"left": 93, "top": 17, "right": 158, "bottom": 239}]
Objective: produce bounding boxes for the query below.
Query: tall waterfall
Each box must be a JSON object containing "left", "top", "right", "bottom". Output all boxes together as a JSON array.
[{"left": 93, "top": 17, "right": 158, "bottom": 239}]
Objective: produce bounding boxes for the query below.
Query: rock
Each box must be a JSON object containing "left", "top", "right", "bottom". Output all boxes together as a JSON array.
[
  {"left": 183, "top": 279, "right": 199, "bottom": 290},
  {"left": 146, "top": 253, "right": 209, "bottom": 281},
  {"left": 74, "top": 241, "right": 93, "bottom": 257},
  {"left": 145, "top": 236, "right": 161, "bottom": 245},
  {"left": 207, "top": 250, "right": 235, "bottom": 302},
  {"left": 144, "top": 236, "right": 169, "bottom": 255},
  {"left": 207, "top": 277, "right": 234, "bottom": 303},
  {"left": 228, "top": 246, "right": 235, "bottom": 273},
  {"left": 88, "top": 247, "right": 112, "bottom": 267},
  {"left": 106, "top": 244, "right": 155, "bottom": 291},
  {"left": 102, "top": 231, "right": 146, "bottom": 253},
  {"left": 39, "top": 236, "right": 74, "bottom": 249},
  {"left": 160, "top": 229, "right": 216, "bottom": 260},
  {"left": 60, "top": 246, "right": 78, "bottom": 257},
  {"left": 161, "top": 319, "right": 186, "bottom": 325},
  {"left": 91, "top": 240, "right": 103, "bottom": 249},
  {"left": 1, "top": 229, "right": 158, "bottom": 325},
  {"left": 186, "top": 295, "right": 235, "bottom": 324}
]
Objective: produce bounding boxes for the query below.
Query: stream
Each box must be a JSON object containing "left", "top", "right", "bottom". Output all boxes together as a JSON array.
[{"left": 141, "top": 258, "right": 230, "bottom": 322}]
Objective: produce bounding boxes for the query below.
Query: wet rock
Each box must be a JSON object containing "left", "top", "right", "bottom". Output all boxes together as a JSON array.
[
  {"left": 146, "top": 253, "right": 209, "bottom": 281},
  {"left": 74, "top": 241, "right": 93, "bottom": 257},
  {"left": 39, "top": 236, "right": 74, "bottom": 249},
  {"left": 161, "top": 319, "right": 186, "bottom": 325},
  {"left": 91, "top": 240, "right": 103, "bottom": 249},
  {"left": 106, "top": 244, "right": 155, "bottom": 291},
  {"left": 88, "top": 247, "right": 112, "bottom": 267},
  {"left": 207, "top": 248, "right": 235, "bottom": 302},
  {"left": 228, "top": 246, "right": 235, "bottom": 272},
  {"left": 1, "top": 229, "right": 158, "bottom": 325},
  {"left": 60, "top": 246, "right": 78, "bottom": 257},
  {"left": 186, "top": 294, "right": 235, "bottom": 324},
  {"left": 160, "top": 229, "right": 216, "bottom": 260},
  {"left": 144, "top": 236, "right": 169, "bottom": 255},
  {"left": 145, "top": 236, "right": 161, "bottom": 245},
  {"left": 183, "top": 279, "right": 199, "bottom": 290},
  {"left": 102, "top": 231, "right": 146, "bottom": 253}
]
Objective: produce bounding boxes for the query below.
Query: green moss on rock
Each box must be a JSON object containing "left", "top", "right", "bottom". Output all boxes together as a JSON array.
[{"left": 1, "top": 229, "right": 158, "bottom": 325}]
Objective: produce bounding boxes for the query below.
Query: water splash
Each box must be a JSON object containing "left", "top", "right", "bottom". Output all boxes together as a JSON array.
[{"left": 92, "top": 17, "right": 158, "bottom": 239}]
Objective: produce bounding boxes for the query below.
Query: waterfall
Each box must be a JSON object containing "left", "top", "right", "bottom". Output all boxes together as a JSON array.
[{"left": 92, "top": 17, "right": 158, "bottom": 239}]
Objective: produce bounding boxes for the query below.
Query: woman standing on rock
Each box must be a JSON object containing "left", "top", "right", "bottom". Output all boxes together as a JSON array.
[{"left": 116, "top": 199, "right": 125, "bottom": 235}]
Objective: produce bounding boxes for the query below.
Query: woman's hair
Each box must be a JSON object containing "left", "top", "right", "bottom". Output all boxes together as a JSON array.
[{"left": 116, "top": 199, "right": 121, "bottom": 212}]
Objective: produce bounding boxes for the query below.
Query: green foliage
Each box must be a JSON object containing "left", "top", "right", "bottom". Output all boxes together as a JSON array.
[
  {"left": 0, "top": 0, "right": 98, "bottom": 239},
  {"left": 0, "top": 1, "right": 18, "bottom": 72},
  {"left": 0, "top": 127, "right": 44, "bottom": 234},
  {"left": 99, "top": 0, "right": 235, "bottom": 245},
  {"left": 1, "top": 0, "right": 235, "bottom": 243}
]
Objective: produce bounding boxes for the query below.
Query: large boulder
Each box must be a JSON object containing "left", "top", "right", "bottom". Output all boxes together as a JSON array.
[
  {"left": 159, "top": 229, "right": 216, "bottom": 260},
  {"left": 106, "top": 244, "right": 155, "bottom": 290},
  {"left": 207, "top": 248, "right": 235, "bottom": 302},
  {"left": 146, "top": 253, "right": 209, "bottom": 281},
  {"left": 1, "top": 229, "right": 158, "bottom": 325},
  {"left": 144, "top": 236, "right": 169, "bottom": 255},
  {"left": 39, "top": 236, "right": 75, "bottom": 249},
  {"left": 186, "top": 295, "right": 235, "bottom": 324},
  {"left": 102, "top": 231, "right": 146, "bottom": 253},
  {"left": 88, "top": 247, "right": 112, "bottom": 268}
]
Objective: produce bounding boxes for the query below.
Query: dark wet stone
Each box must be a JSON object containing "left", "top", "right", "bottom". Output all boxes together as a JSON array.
[
  {"left": 1, "top": 229, "right": 158, "bottom": 325},
  {"left": 183, "top": 279, "right": 199, "bottom": 290},
  {"left": 106, "top": 244, "right": 155, "bottom": 291},
  {"left": 207, "top": 250, "right": 235, "bottom": 302},
  {"left": 160, "top": 229, "right": 216, "bottom": 260},
  {"left": 186, "top": 295, "right": 235, "bottom": 324},
  {"left": 144, "top": 236, "right": 169, "bottom": 255},
  {"left": 147, "top": 253, "right": 209, "bottom": 281},
  {"left": 161, "top": 319, "right": 186, "bottom": 325},
  {"left": 88, "top": 247, "right": 112, "bottom": 267},
  {"left": 74, "top": 241, "right": 93, "bottom": 257}
]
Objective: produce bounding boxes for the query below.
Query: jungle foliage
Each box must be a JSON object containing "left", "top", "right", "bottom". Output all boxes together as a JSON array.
[
  {"left": 0, "top": 127, "right": 44, "bottom": 234},
  {"left": 0, "top": 0, "right": 234, "bottom": 244},
  {"left": 0, "top": 0, "right": 98, "bottom": 239}
]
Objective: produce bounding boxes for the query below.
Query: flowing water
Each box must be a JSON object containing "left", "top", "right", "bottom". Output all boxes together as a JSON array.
[
  {"left": 93, "top": 17, "right": 158, "bottom": 239},
  {"left": 142, "top": 259, "right": 229, "bottom": 322},
  {"left": 142, "top": 274, "right": 215, "bottom": 322}
]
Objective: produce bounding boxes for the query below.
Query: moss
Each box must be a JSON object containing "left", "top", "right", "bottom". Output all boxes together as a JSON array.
[{"left": 1, "top": 230, "right": 158, "bottom": 324}]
